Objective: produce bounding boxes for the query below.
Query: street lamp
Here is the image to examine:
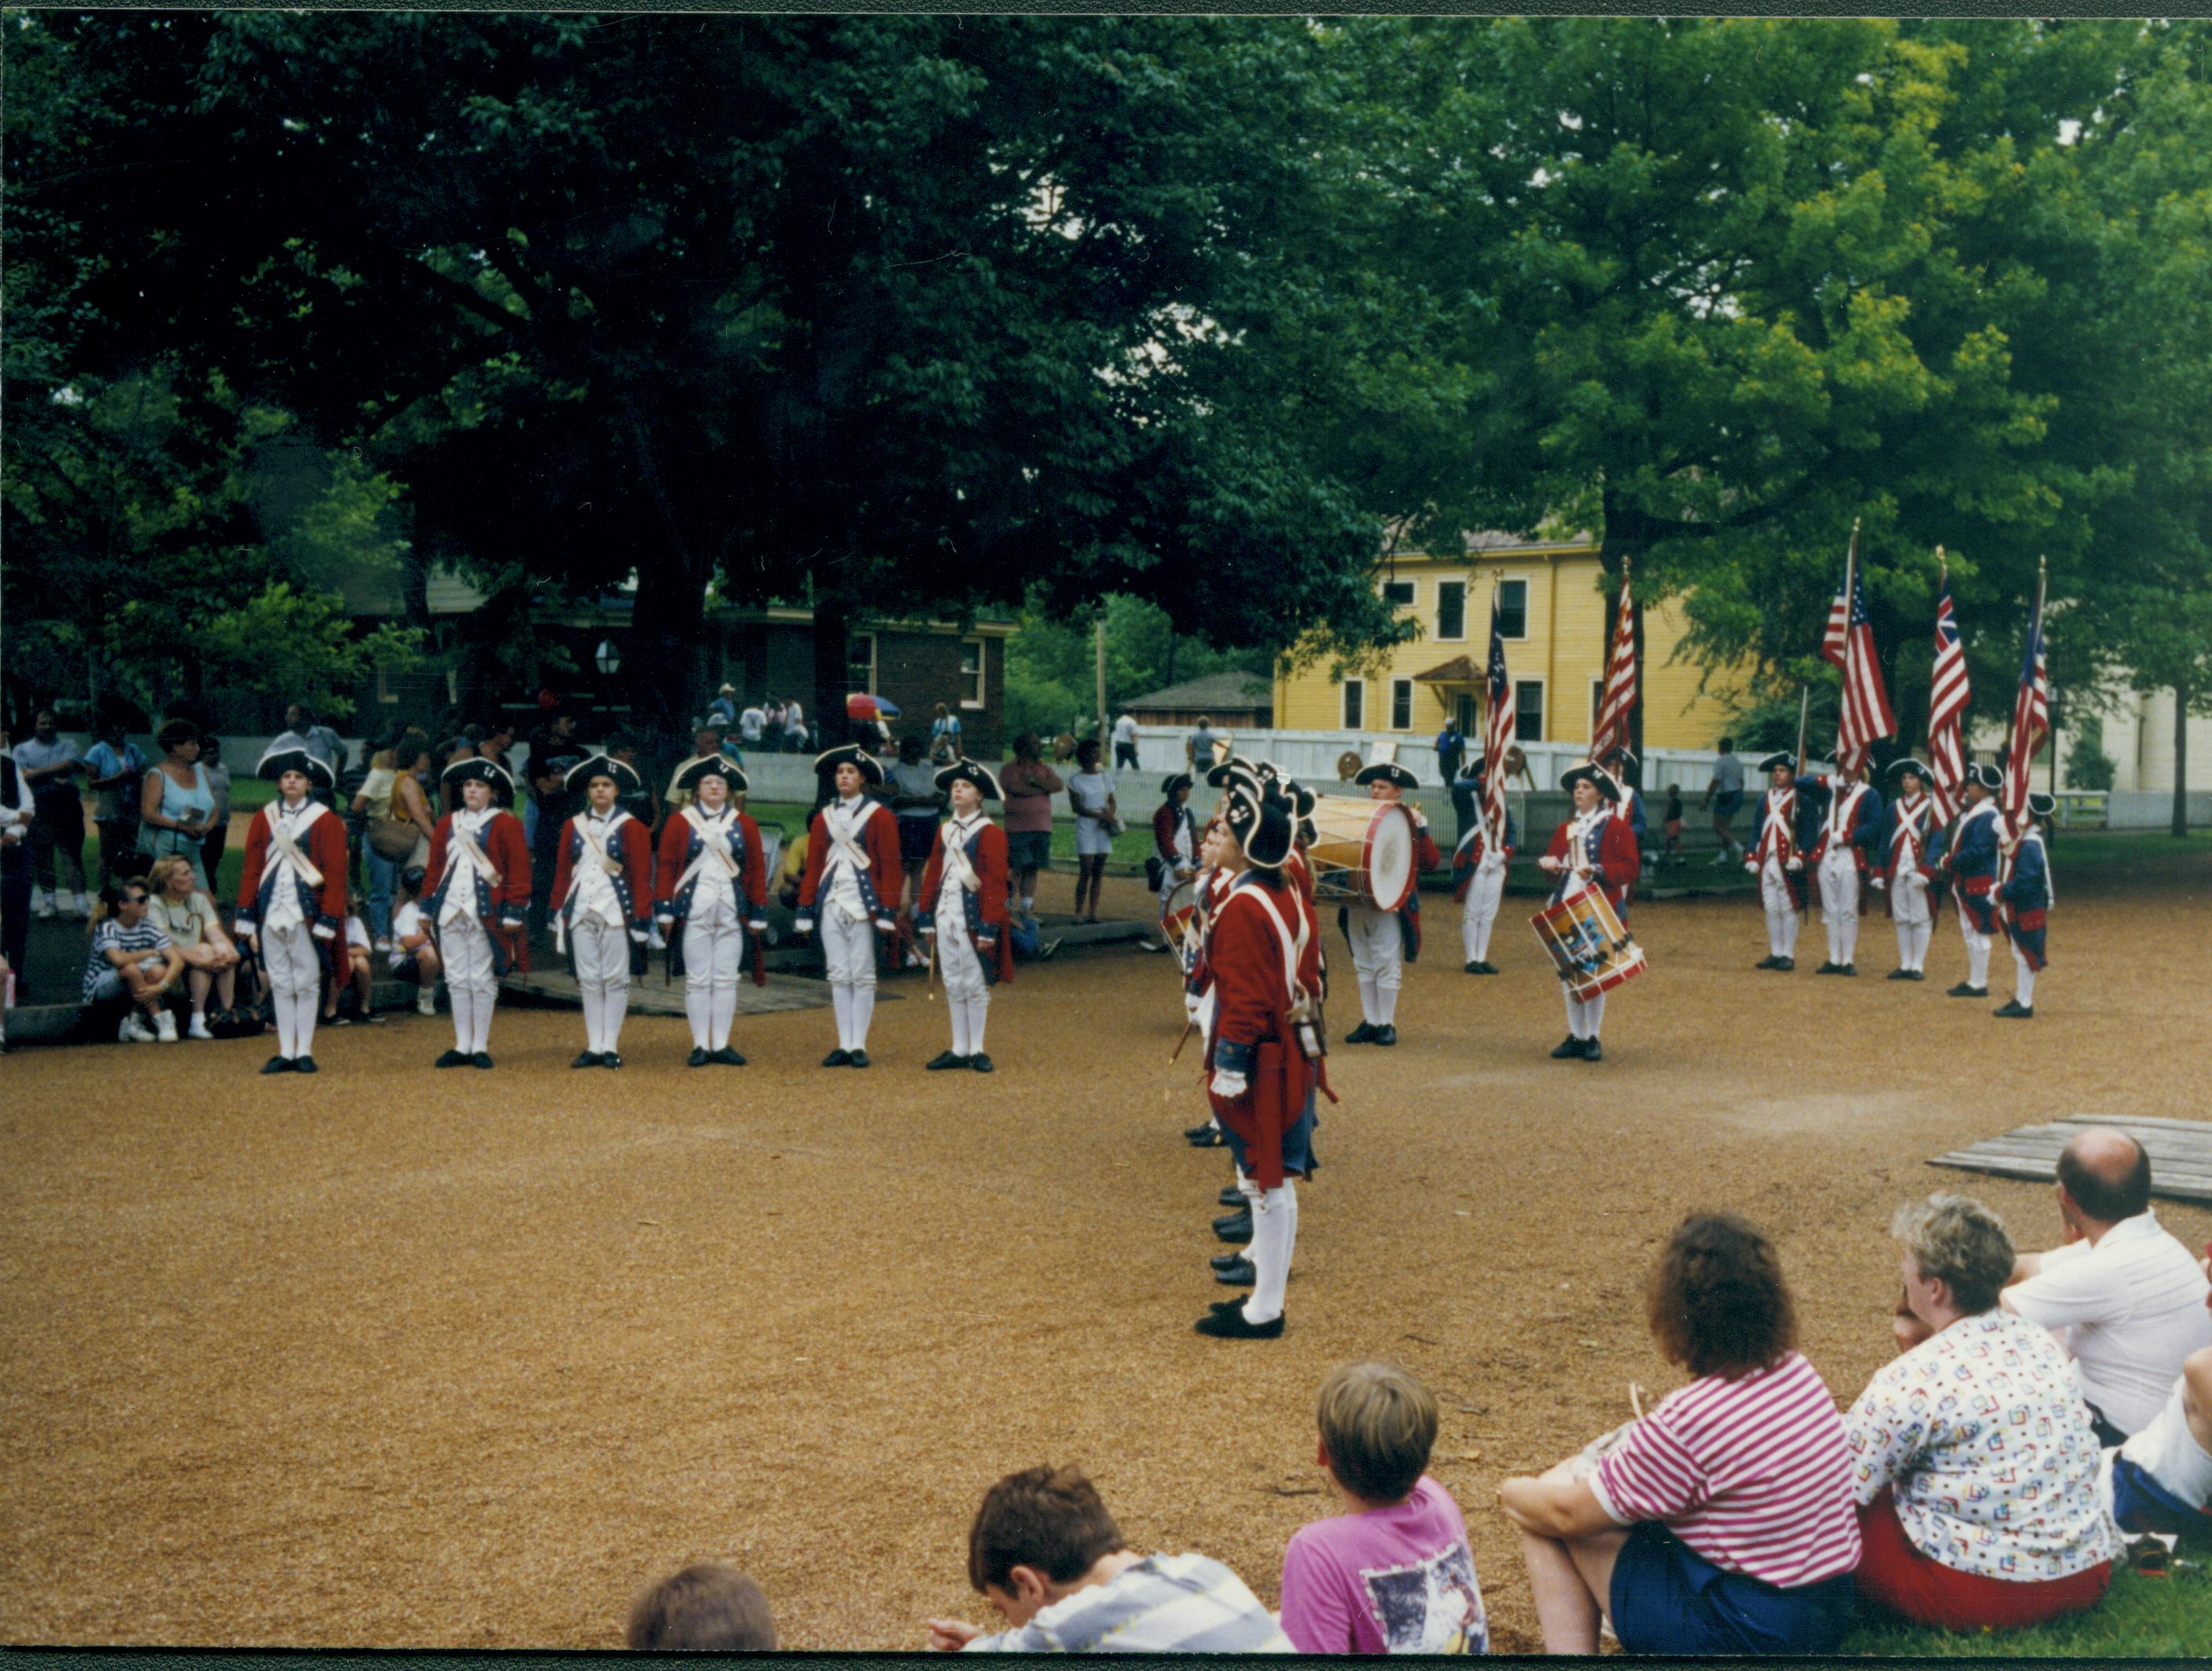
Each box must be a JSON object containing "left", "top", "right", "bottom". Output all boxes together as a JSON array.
[{"left": 595, "top": 639, "right": 621, "bottom": 678}]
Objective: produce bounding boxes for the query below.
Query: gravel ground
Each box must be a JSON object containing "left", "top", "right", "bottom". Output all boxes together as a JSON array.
[{"left": 3, "top": 866, "right": 2207, "bottom": 1650}]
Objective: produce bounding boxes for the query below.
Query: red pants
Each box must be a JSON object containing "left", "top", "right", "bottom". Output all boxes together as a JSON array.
[{"left": 1854, "top": 1490, "right": 2110, "bottom": 1633}]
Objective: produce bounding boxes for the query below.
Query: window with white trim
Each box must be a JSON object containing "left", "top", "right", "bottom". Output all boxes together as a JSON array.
[
  {"left": 1383, "top": 579, "right": 1416, "bottom": 609},
  {"left": 1497, "top": 578, "right": 1529, "bottom": 640},
  {"left": 1342, "top": 679, "right": 1365, "bottom": 729},
  {"left": 1436, "top": 580, "right": 1467, "bottom": 641},
  {"left": 847, "top": 631, "right": 877, "bottom": 693},
  {"left": 1390, "top": 677, "right": 1414, "bottom": 731},
  {"left": 960, "top": 638, "right": 987, "bottom": 709},
  {"left": 1513, "top": 679, "right": 1545, "bottom": 743}
]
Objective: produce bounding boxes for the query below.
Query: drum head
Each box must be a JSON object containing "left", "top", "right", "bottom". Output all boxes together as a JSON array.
[{"left": 1364, "top": 805, "right": 1415, "bottom": 911}]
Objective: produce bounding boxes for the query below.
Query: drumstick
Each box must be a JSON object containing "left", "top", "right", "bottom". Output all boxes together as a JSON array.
[{"left": 1170, "top": 1016, "right": 1196, "bottom": 1063}]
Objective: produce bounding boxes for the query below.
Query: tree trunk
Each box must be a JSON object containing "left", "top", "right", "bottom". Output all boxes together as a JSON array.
[
  {"left": 2174, "top": 685, "right": 2190, "bottom": 840},
  {"left": 627, "top": 553, "right": 711, "bottom": 748},
  {"left": 813, "top": 595, "right": 851, "bottom": 759}
]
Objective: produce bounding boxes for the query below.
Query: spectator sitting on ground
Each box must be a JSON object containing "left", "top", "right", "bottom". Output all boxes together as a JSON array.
[
  {"left": 1847, "top": 1193, "right": 2116, "bottom": 1633},
  {"left": 925, "top": 1464, "right": 1291, "bottom": 1653},
  {"left": 327, "top": 892, "right": 380, "bottom": 1026},
  {"left": 628, "top": 1562, "right": 776, "bottom": 1651},
  {"left": 2101, "top": 1263, "right": 2212, "bottom": 1547},
  {"left": 1280, "top": 1361, "right": 1487, "bottom": 1654},
  {"left": 1498, "top": 1212, "right": 1860, "bottom": 1655},
  {"left": 389, "top": 866, "right": 441, "bottom": 1017},
  {"left": 1997, "top": 1127, "right": 2212, "bottom": 1444},
  {"left": 145, "top": 854, "right": 240, "bottom": 1038},
  {"left": 84, "top": 877, "right": 185, "bottom": 1044}
]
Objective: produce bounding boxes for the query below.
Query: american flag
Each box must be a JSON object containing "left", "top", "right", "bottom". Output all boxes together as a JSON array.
[
  {"left": 1927, "top": 564, "right": 1970, "bottom": 822},
  {"left": 1588, "top": 567, "right": 1637, "bottom": 765},
  {"left": 1820, "top": 528, "right": 1896, "bottom": 774},
  {"left": 1481, "top": 582, "right": 1513, "bottom": 843},
  {"left": 2002, "top": 561, "right": 2050, "bottom": 832}
]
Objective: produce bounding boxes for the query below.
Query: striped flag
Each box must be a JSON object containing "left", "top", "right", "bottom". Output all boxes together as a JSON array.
[
  {"left": 1482, "top": 583, "right": 1513, "bottom": 842},
  {"left": 1821, "top": 528, "right": 1896, "bottom": 774},
  {"left": 1927, "top": 562, "right": 1970, "bottom": 822},
  {"left": 1588, "top": 566, "right": 1637, "bottom": 765},
  {"left": 2002, "top": 561, "right": 2050, "bottom": 833}
]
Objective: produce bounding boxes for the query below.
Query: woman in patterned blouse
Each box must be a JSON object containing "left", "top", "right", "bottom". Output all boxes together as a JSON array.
[{"left": 1846, "top": 1193, "right": 2117, "bottom": 1632}]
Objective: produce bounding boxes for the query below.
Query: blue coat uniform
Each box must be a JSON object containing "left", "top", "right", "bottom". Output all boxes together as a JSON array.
[
  {"left": 1934, "top": 801, "right": 2003, "bottom": 934},
  {"left": 2000, "top": 829, "right": 2050, "bottom": 969}
]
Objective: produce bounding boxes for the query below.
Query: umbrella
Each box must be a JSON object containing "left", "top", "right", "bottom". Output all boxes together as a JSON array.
[{"left": 845, "top": 693, "right": 903, "bottom": 721}]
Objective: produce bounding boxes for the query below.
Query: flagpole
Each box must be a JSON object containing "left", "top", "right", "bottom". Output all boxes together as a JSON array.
[{"left": 1840, "top": 518, "right": 1861, "bottom": 770}]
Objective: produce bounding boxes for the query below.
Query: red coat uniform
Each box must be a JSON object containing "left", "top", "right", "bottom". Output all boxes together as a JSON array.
[
  {"left": 422, "top": 808, "right": 532, "bottom": 973},
  {"left": 1543, "top": 812, "right": 1640, "bottom": 917},
  {"left": 917, "top": 816, "right": 1015, "bottom": 985},
  {"left": 1283, "top": 845, "right": 1317, "bottom": 904},
  {"left": 550, "top": 809, "right": 654, "bottom": 932},
  {"left": 797, "top": 799, "right": 904, "bottom": 927},
  {"left": 235, "top": 799, "right": 352, "bottom": 978},
  {"left": 652, "top": 806, "right": 768, "bottom": 983},
  {"left": 1205, "top": 871, "right": 1315, "bottom": 1190}
]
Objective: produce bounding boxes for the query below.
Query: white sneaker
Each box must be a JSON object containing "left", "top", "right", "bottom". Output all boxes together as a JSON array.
[
  {"left": 187, "top": 1013, "right": 214, "bottom": 1040},
  {"left": 416, "top": 990, "right": 438, "bottom": 1017},
  {"left": 375, "top": 937, "right": 393, "bottom": 954},
  {"left": 34, "top": 895, "right": 55, "bottom": 920},
  {"left": 118, "top": 1013, "right": 156, "bottom": 1044},
  {"left": 154, "top": 1010, "right": 180, "bottom": 1043},
  {"left": 72, "top": 894, "right": 93, "bottom": 918}
]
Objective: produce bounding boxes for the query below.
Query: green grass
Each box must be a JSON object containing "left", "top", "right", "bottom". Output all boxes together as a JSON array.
[{"left": 1838, "top": 1565, "right": 2212, "bottom": 1656}]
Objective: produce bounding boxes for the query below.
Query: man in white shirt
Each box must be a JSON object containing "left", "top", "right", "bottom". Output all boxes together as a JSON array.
[
  {"left": 2002, "top": 1127, "right": 2212, "bottom": 1441},
  {"left": 1112, "top": 711, "right": 1139, "bottom": 771}
]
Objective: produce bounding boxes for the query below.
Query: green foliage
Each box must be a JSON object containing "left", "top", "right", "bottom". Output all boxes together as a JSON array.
[
  {"left": 1001, "top": 592, "right": 1268, "bottom": 740},
  {"left": 2064, "top": 715, "right": 2117, "bottom": 792},
  {"left": 1840, "top": 1567, "right": 2212, "bottom": 1657}
]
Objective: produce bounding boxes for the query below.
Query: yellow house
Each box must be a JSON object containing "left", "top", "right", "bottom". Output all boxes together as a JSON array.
[{"left": 1272, "top": 532, "right": 1745, "bottom": 750}]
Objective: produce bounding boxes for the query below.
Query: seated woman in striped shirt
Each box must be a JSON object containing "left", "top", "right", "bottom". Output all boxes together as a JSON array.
[{"left": 1497, "top": 1214, "right": 1861, "bottom": 1655}]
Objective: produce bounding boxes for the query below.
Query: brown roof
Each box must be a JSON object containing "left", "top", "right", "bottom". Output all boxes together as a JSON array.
[{"left": 1411, "top": 655, "right": 1481, "bottom": 684}]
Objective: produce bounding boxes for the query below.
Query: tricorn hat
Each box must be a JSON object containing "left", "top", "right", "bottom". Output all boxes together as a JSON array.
[
  {"left": 934, "top": 757, "right": 1003, "bottom": 801},
  {"left": 1204, "top": 754, "right": 1260, "bottom": 788},
  {"left": 1353, "top": 762, "right": 1420, "bottom": 792},
  {"left": 1964, "top": 761, "right": 2004, "bottom": 792},
  {"left": 441, "top": 755, "right": 514, "bottom": 794},
  {"left": 2025, "top": 790, "right": 2058, "bottom": 819},
  {"left": 675, "top": 754, "right": 749, "bottom": 795},
  {"left": 564, "top": 753, "right": 642, "bottom": 794},
  {"left": 256, "top": 744, "right": 336, "bottom": 790},
  {"left": 1160, "top": 772, "right": 1194, "bottom": 797},
  {"left": 1560, "top": 762, "right": 1622, "bottom": 803},
  {"left": 1756, "top": 752, "right": 1796, "bottom": 775},
  {"left": 813, "top": 743, "right": 884, "bottom": 787},
  {"left": 1887, "top": 757, "right": 1931, "bottom": 783},
  {"left": 1222, "top": 783, "right": 1295, "bottom": 869}
]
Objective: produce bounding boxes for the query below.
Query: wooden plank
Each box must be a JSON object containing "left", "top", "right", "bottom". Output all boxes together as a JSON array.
[
  {"left": 1939, "top": 1137, "right": 2212, "bottom": 1176},
  {"left": 2049, "top": 1115, "right": 2212, "bottom": 1135}
]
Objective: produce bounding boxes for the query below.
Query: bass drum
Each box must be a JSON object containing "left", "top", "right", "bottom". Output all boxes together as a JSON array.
[{"left": 1303, "top": 797, "right": 1416, "bottom": 912}]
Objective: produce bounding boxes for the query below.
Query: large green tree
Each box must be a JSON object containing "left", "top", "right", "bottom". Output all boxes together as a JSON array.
[{"left": 9, "top": 13, "right": 1407, "bottom": 739}]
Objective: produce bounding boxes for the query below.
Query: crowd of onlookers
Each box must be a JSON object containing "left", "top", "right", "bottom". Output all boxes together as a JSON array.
[{"left": 627, "top": 1133, "right": 2210, "bottom": 1654}]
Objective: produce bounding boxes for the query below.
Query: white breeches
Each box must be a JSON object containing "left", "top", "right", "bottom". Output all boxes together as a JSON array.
[
  {"left": 1956, "top": 898, "right": 1992, "bottom": 988},
  {"left": 822, "top": 911, "right": 878, "bottom": 1052},
  {"left": 441, "top": 915, "right": 499, "bottom": 1054},
  {"left": 261, "top": 922, "right": 323, "bottom": 1060},
  {"left": 1888, "top": 867, "right": 1932, "bottom": 927},
  {"left": 2011, "top": 942, "right": 2037, "bottom": 1007},
  {"left": 1346, "top": 905, "right": 1402, "bottom": 1026},
  {"left": 1818, "top": 852, "right": 1861, "bottom": 964},
  {"left": 937, "top": 920, "right": 990, "bottom": 1056},
  {"left": 682, "top": 903, "right": 745, "bottom": 1051},
  {"left": 1759, "top": 862, "right": 1800, "bottom": 958},
  {"left": 1235, "top": 1175, "right": 1299, "bottom": 1326},
  {"left": 572, "top": 917, "right": 632, "bottom": 1054},
  {"left": 1458, "top": 865, "right": 1505, "bottom": 961},
  {"left": 1563, "top": 986, "right": 1607, "bottom": 1040}
]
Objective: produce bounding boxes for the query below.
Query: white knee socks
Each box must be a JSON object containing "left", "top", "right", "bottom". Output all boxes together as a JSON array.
[
  {"left": 948, "top": 994, "right": 987, "bottom": 1057},
  {"left": 850, "top": 986, "right": 876, "bottom": 1048},
  {"left": 1895, "top": 920, "right": 1931, "bottom": 973},
  {"left": 2013, "top": 947, "right": 2036, "bottom": 1008},
  {"left": 830, "top": 986, "right": 855, "bottom": 1051},
  {"left": 468, "top": 990, "right": 495, "bottom": 1053},
  {"left": 1375, "top": 981, "right": 1399, "bottom": 1026},
  {"left": 448, "top": 981, "right": 475, "bottom": 1053},
  {"left": 685, "top": 983, "right": 713, "bottom": 1050},
  {"left": 1564, "top": 990, "right": 1607, "bottom": 1040},
  {"left": 1965, "top": 931, "right": 1991, "bottom": 989},
  {"left": 709, "top": 983, "right": 738, "bottom": 1050},
  {"left": 1357, "top": 977, "right": 1380, "bottom": 1026},
  {"left": 274, "top": 993, "right": 298, "bottom": 1059},
  {"left": 1243, "top": 1182, "right": 1297, "bottom": 1325}
]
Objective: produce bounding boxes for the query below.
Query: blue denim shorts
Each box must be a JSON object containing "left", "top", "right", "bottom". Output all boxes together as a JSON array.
[{"left": 1610, "top": 1523, "right": 1854, "bottom": 1656}]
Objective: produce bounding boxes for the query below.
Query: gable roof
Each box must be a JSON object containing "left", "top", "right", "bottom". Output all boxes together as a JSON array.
[{"left": 1122, "top": 670, "right": 1273, "bottom": 714}]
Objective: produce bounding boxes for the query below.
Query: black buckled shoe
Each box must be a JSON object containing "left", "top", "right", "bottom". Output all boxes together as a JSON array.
[
  {"left": 261, "top": 1055, "right": 296, "bottom": 1074},
  {"left": 1186, "top": 1122, "right": 1226, "bottom": 1147},
  {"left": 1582, "top": 1040, "right": 1604, "bottom": 1063},
  {"left": 822, "top": 1048, "right": 853, "bottom": 1068},
  {"left": 1476, "top": 961, "right": 1498, "bottom": 975},
  {"left": 1993, "top": 1000, "right": 2035, "bottom": 1019},
  {"left": 1754, "top": 955, "right": 1782, "bottom": 970},
  {"left": 1218, "top": 1186, "right": 1246, "bottom": 1208},
  {"left": 1344, "top": 1021, "right": 1375, "bottom": 1044},
  {"left": 1839, "top": 963, "right": 1858, "bottom": 977},
  {"left": 434, "top": 1049, "right": 470, "bottom": 1069},
  {"left": 926, "top": 1050, "right": 968, "bottom": 1071},
  {"left": 293, "top": 1055, "right": 318, "bottom": 1073},
  {"left": 1213, "top": 1209, "right": 1253, "bottom": 1244},
  {"left": 1210, "top": 1251, "right": 1248, "bottom": 1273},
  {"left": 1816, "top": 961, "right": 1841, "bottom": 975},
  {"left": 1887, "top": 968, "right": 1916, "bottom": 981},
  {"left": 1905, "top": 969, "right": 1926, "bottom": 981},
  {"left": 572, "top": 1051, "right": 603, "bottom": 1069},
  {"left": 601, "top": 1052, "right": 623, "bottom": 1068},
  {"left": 1212, "top": 1256, "right": 1256, "bottom": 1287},
  {"left": 470, "top": 1052, "right": 494, "bottom": 1069},
  {"left": 1947, "top": 983, "right": 1988, "bottom": 998},
  {"left": 688, "top": 1048, "right": 711, "bottom": 1067},
  {"left": 1369, "top": 1025, "right": 1397, "bottom": 1047},
  {"left": 1194, "top": 1307, "right": 1284, "bottom": 1339},
  {"left": 1463, "top": 960, "right": 1482, "bottom": 975},
  {"left": 846, "top": 1048, "right": 870, "bottom": 1068},
  {"left": 1551, "top": 1036, "right": 1586, "bottom": 1059},
  {"left": 1772, "top": 956, "right": 1796, "bottom": 971},
  {"left": 968, "top": 1053, "right": 994, "bottom": 1073},
  {"left": 712, "top": 1047, "right": 746, "bottom": 1066}
]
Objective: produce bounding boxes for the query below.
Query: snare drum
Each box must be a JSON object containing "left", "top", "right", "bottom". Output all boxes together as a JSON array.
[
  {"left": 1303, "top": 797, "right": 1417, "bottom": 911},
  {"left": 1531, "top": 886, "right": 1648, "bottom": 1000},
  {"left": 1161, "top": 874, "right": 1202, "bottom": 963}
]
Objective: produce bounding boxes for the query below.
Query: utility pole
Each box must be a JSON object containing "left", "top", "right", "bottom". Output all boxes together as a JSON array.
[{"left": 1095, "top": 613, "right": 1109, "bottom": 755}]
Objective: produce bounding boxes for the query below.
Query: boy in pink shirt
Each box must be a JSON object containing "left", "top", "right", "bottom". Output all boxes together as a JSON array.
[{"left": 1280, "top": 1362, "right": 1488, "bottom": 1654}]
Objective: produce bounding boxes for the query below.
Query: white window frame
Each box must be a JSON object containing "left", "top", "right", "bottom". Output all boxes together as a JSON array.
[
  {"left": 847, "top": 630, "right": 878, "bottom": 694},
  {"left": 1513, "top": 677, "right": 1545, "bottom": 743},
  {"left": 1342, "top": 678, "right": 1366, "bottom": 730},
  {"left": 959, "top": 637, "right": 987, "bottom": 710},
  {"left": 1435, "top": 579, "right": 1469, "bottom": 641},
  {"left": 1390, "top": 677, "right": 1414, "bottom": 732},
  {"left": 1496, "top": 576, "right": 1531, "bottom": 641}
]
